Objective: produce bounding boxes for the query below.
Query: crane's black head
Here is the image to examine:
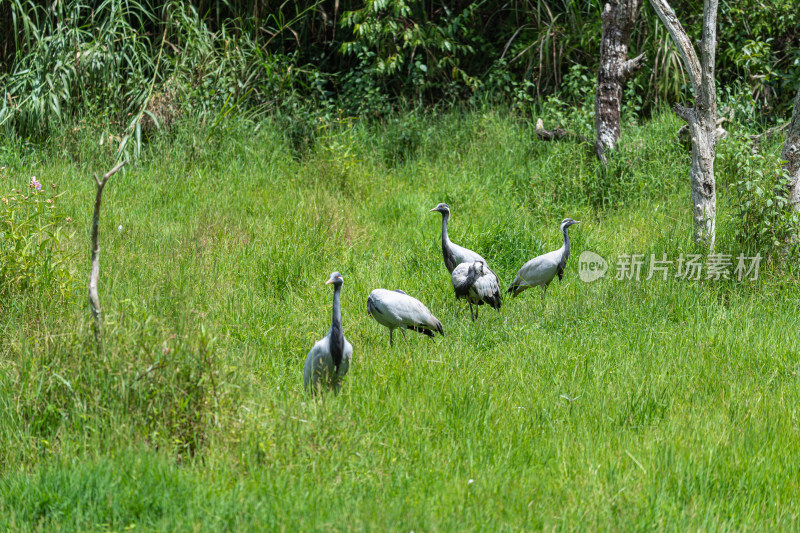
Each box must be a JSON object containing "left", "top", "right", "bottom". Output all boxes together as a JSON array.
[
  {"left": 560, "top": 218, "right": 581, "bottom": 230},
  {"left": 326, "top": 271, "right": 344, "bottom": 287},
  {"left": 429, "top": 203, "right": 450, "bottom": 215}
]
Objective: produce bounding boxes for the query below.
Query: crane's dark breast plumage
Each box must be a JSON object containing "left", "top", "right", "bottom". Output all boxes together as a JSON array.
[
  {"left": 453, "top": 275, "right": 474, "bottom": 299},
  {"left": 443, "top": 244, "right": 457, "bottom": 273},
  {"left": 329, "top": 323, "right": 344, "bottom": 371},
  {"left": 454, "top": 285, "right": 470, "bottom": 299},
  {"left": 557, "top": 250, "right": 569, "bottom": 281}
]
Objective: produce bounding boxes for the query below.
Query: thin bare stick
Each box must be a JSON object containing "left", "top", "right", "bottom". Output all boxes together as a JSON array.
[{"left": 89, "top": 160, "right": 128, "bottom": 352}]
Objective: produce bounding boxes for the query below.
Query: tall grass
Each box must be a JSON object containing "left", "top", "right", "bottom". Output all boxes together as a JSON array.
[{"left": 1, "top": 110, "right": 799, "bottom": 529}]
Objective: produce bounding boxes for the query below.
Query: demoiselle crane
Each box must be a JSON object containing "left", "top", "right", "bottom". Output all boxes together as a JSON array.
[
  {"left": 303, "top": 272, "right": 353, "bottom": 393},
  {"left": 508, "top": 218, "right": 581, "bottom": 299},
  {"left": 451, "top": 261, "right": 502, "bottom": 321},
  {"left": 429, "top": 203, "right": 502, "bottom": 310},
  {"left": 429, "top": 203, "right": 489, "bottom": 273},
  {"left": 367, "top": 289, "right": 444, "bottom": 345}
]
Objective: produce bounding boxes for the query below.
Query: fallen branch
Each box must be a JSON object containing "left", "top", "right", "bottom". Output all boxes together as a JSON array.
[
  {"left": 535, "top": 118, "right": 592, "bottom": 145},
  {"left": 749, "top": 122, "right": 789, "bottom": 154},
  {"left": 90, "top": 160, "right": 128, "bottom": 353}
]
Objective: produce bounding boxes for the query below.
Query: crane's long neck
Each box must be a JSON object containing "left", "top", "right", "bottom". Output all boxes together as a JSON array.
[
  {"left": 440, "top": 212, "right": 456, "bottom": 273},
  {"left": 330, "top": 285, "right": 344, "bottom": 369},
  {"left": 561, "top": 225, "right": 571, "bottom": 261},
  {"left": 441, "top": 212, "right": 451, "bottom": 247}
]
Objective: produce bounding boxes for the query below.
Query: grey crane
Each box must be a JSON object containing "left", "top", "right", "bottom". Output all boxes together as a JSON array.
[
  {"left": 508, "top": 218, "right": 581, "bottom": 299},
  {"left": 303, "top": 272, "right": 353, "bottom": 393},
  {"left": 429, "top": 203, "right": 502, "bottom": 312},
  {"left": 429, "top": 203, "right": 489, "bottom": 274},
  {"left": 367, "top": 289, "right": 444, "bottom": 346},
  {"left": 451, "top": 260, "right": 502, "bottom": 321}
]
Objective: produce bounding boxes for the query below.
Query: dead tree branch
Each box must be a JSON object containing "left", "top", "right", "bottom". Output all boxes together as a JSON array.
[
  {"left": 536, "top": 119, "right": 592, "bottom": 145},
  {"left": 90, "top": 160, "right": 127, "bottom": 352},
  {"left": 746, "top": 122, "right": 790, "bottom": 154}
]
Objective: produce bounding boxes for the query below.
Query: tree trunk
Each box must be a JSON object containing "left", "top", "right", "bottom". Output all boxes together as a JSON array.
[
  {"left": 595, "top": 0, "right": 645, "bottom": 163},
  {"left": 649, "top": 0, "right": 719, "bottom": 250},
  {"left": 682, "top": 106, "right": 717, "bottom": 247},
  {"left": 782, "top": 86, "right": 800, "bottom": 212}
]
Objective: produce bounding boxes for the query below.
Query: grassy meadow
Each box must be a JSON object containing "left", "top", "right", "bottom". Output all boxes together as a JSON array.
[{"left": 1, "top": 110, "right": 800, "bottom": 530}]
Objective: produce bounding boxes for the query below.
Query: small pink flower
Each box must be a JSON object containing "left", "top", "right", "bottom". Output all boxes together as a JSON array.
[{"left": 30, "top": 177, "right": 41, "bottom": 191}]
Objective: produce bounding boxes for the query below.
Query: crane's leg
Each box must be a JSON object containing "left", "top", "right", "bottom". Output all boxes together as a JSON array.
[
  {"left": 470, "top": 303, "right": 476, "bottom": 321},
  {"left": 401, "top": 329, "right": 407, "bottom": 342},
  {"left": 390, "top": 329, "right": 394, "bottom": 346}
]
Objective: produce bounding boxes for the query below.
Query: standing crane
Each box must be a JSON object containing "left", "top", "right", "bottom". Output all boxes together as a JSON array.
[
  {"left": 303, "top": 272, "right": 353, "bottom": 393},
  {"left": 429, "top": 203, "right": 489, "bottom": 273},
  {"left": 508, "top": 218, "right": 581, "bottom": 299},
  {"left": 451, "top": 261, "right": 502, "bottom": 320},
  {"left": 367, "top": 289, "right": 444, "bottom": 345}
]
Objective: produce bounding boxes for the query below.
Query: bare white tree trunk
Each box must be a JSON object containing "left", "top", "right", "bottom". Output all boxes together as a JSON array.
[
  {"left": 649, "top": 0, "right": 719, "bottom": 250},
  {"left": 595, "top": 0, "right": 645, "bottom": 163},
  {"left": 782, "top": 87, "right": 800, "bottom": 212}
]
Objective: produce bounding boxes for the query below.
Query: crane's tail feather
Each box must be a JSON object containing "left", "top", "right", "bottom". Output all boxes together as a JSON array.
[
  {"left": 407, "top": 325, "right": 435, "bottom": 338},
  {"left": 485, "top": 292, "right": 502, "bottom": 310}
]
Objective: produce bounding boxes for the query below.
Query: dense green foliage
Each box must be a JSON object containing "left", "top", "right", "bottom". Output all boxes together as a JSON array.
[
  {"left": 1, "top": 112, "right": 799, "bottom": 529},
  {"left": 1, "top": 0, "right": 798, "bottom": 143}
]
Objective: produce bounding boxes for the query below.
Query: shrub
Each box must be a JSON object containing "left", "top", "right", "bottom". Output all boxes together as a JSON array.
[
  {"left": 721, "top": 131, "right": 800, "bottom": 255},
  {"left": 0, "top": 174, "right": 76, "bottom": 302}
]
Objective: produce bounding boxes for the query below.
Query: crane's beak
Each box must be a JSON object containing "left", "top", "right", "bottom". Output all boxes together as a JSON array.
[
  {"left": 325, "top": 279, "right": 334, "bottom": 285},
  {"left": 574, "top": 220, "right": 582, "bottom": 224},
  {"left": 429, "top": 207, "right": 437, "bottom": 212}
]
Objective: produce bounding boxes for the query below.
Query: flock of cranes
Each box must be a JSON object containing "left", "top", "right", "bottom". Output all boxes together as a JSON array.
[{"left": 303, "top": 203, "right": 581, "bottom": 392}]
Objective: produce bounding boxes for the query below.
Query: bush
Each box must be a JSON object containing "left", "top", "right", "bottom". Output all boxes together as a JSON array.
[
  {"left": 720, "top": 131, "right": 800, "bottom": 255},
  {"left": 0, "top": 173, "right": 76, "bottom": 302}
]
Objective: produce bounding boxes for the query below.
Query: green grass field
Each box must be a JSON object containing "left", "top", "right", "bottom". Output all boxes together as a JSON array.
[{"left": 1, "top": 110, "right": 799, "bottom": 530}]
